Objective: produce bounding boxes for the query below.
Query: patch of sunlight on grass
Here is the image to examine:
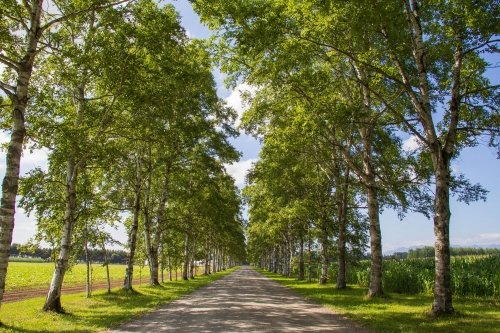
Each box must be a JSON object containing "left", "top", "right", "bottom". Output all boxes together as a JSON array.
[
  {"left": 257, "top": 268, "right": 500, "bottom": 333},
  {"left": 0, "top": 267, "right": 237, "bottom": 333}
]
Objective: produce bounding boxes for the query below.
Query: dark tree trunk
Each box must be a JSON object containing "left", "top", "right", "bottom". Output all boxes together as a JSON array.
[
  {"left": 307, "top": 226, "right": 312, "bottom": 282},
  {"left": 183, "top": 233, "right": 189, "bottom": 280},
  {"left": 366, "top": 182, "right": 383, "bottom": 297},
  {"left": 205, "top": 239, "right": 210, "bottom": 275},
  {"left": 432, "top": 155, "right": 453, "bottom": 314}
]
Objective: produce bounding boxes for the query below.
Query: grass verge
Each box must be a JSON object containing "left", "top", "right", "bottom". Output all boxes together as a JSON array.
[
  {"left": 258, "top": 269, "right": 499, "bottom": 333},
  {"left": 0, "top": 267, "right": 237, "bottom": 333}
]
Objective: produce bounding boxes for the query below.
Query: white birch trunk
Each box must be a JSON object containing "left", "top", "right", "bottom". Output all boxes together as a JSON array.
[
  {"left": 0, "top": 0, "right": 43, "bottom": 309},
  {"left": 124, "top": 157, "right": 141, "bottom": 290},
  {"left": 43, "top": 83, "right": 84, "bottom": 312}
]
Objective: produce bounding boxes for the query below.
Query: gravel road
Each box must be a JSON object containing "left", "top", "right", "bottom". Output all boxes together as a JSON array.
[{"left": 106, "top": 266, "right": 371, "bottom": 332}]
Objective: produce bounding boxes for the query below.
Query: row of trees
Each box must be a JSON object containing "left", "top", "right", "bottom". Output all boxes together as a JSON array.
[
  {"left": 190, "top": 0, "right": 499, "bottom": 315},
  {"left": 10, "top": 243, "right": 129, "bottom": 263},
  {"left": 0, "top": 0, "right": 245, "bottom": 314},
  {"left": 406, "top": 246, "right": 500, "bottom": 259}
]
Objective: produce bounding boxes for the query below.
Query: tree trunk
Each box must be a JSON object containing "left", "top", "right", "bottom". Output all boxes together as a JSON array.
[
  {"left": 190, "top": 258, "right": 195, "bottom": 279},
  {"left": 168, "top": 253, "right": 172, "bottom": 281},
  {"left": 400, "top": 1, "right": 458, "bottom": 314},
  {"left": 189, "top": 238, "right": 196, "bottom": 279},
  {"left": 219, "top": 247, "right": 224, "bottom": 271},
  {"left": 204, "top": 239, "right": 210, "bottom": 275},
  {"left": 355, "top": 63, "right": 383, "bottom": 297},
  {"left": 142, "top": 157, "right": 158, "bottom": 286},
  {"left": 366, "top": 179, "right": 383, "bottom": 297},
  {"left": 43, "top": 158, "right": 79, "bottom": 312},
  {"left": 432, "top": 156, "right": 454, "bottom": 314},
  {"left": 273, "top": 247, "right": 278, "bottom": 274},
  {"left": 43, "top": 83, "right": 84, "bottom": 312},
  {"left": 298, "top": 235, "right": 305, "bottom": 280},
  {"left": 102, "top": 242, "right": 111, "bottom": 294},
  {"left": 149, "top": 162, "right": 171, "bottom": 285},
  {"left": 160, "top": 243, "right": 164, "bottom": 283},
  {"left": 183, "top": 233, "right": 189, "bottom": 280},
  {"left": 307, "top": 226, "right": 312, "bottom": 282},
  {"left": 336, "top": 168, "right": 350, "bottom": 289},
  {"left": 85, "top": 233, "right": 91, "bottom": 298},
  {"left": 212, "top": 248, "right": 217, "bottom": 273},
  {"left": 319, "top": 221, "right": 329, "bottom": 285},
  {"left": 124, "top": 157, "right": 141, "bottom": 291},
  {"left": 0, "top": 0, "right": 43, "bottom": 309}
]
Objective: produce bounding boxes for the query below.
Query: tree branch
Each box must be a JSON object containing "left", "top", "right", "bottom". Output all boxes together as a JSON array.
[
  {"left": 444, "top": 41, "right": 463, "bottom": 156},
  {"left": 0, "top": 81, "right": 15, "bottom": 96},
  {"left": 40, "top": 0, "right": 133, "bottom": 32},
  {"left": 463, "top": 37, "right": 500, "bottom": 56},
  {"left": 456, "top": 127, "right": 500, "bottom": 134},
  {"left": 23, "top": 0, "right": 31, "bottom": 11},
  {"left": 462, "top": 84, "right": 500, "bottom": 97},
  {"left": 0, "top": 53, "right": 20, "bottom": 71},
  {"left": 4, "top": 12, "right": 30, "bottom": 31}
]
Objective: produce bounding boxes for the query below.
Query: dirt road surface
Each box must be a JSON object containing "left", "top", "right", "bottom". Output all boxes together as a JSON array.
[
  {"left": 3, "top": 277, "right": 149, "bottom": 303},
  {"left": 106, "top": 266, "right": 371, "bottom": 332}
]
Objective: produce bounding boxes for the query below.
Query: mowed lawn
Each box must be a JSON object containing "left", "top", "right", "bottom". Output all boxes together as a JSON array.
[
  {"left": 0, "top": 267, "right": 237, "bottom": 332},
  {"left": 260, "top": 270, "right": 500, "bottom": 333},
  {"left": 5, "top": 262, "right": 150, "bottom": 291}
]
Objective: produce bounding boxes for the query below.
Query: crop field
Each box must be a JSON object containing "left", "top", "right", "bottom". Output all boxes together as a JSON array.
[
  {"left": 340, "top": 254, "right": 500, "bottom": 297},
  {"left": 5, "top": 262, "right": 151, "bottom": 291}
]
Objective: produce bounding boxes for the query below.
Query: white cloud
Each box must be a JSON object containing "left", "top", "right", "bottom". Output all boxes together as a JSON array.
[
  {"left": 402, "top": 135, "right": 423, "bottom": 153},
  {"left": 0, "top": 131, "right": 49, "bottom": 176},
  {"left": 224, "top": 83, "right": 257, "bottom": 128},
  {"left": 451, "top": 233, "right": 500, "bottom": 247},
  {"left": 225, "top": 158, "right": 257, "bottom": 188},
  {"left": 21, "top": 148, "right": 49, "bottom": 174},
  {"left": 11, "top": 208, "right": 37, "bottom": 245},
  {"left": 478, "top": 233, "right": 500, "bottom": 241}
]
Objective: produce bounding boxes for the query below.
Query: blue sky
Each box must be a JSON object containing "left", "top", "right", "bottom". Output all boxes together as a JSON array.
[{"left": 2, "top": 0, "right": 498, "bottom": 253}]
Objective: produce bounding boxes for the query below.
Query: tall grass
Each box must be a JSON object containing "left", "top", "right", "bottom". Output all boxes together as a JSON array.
[{"left": 342, "top": 254, "right": 500, "bottom": 297}]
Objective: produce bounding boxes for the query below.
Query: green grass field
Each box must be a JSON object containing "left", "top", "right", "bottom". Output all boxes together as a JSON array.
[
  {"left": 259, "top": 269, "right": 500, "bottom": 333},
  {"left": 0, "top": 267, "right": 237, "bottom": 332},
  {"left": 5, "top": 262, "right": 151, "bottom": 291}
]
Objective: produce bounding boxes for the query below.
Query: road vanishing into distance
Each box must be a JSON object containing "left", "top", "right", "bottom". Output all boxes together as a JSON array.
[{"left": 106, "top": 266, "right": 371, "bottom": 332}]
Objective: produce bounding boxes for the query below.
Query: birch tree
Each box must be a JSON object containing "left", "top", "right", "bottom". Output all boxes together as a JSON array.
[{"left": 0, "top": 0, "right": 132, "bottom": 311}]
